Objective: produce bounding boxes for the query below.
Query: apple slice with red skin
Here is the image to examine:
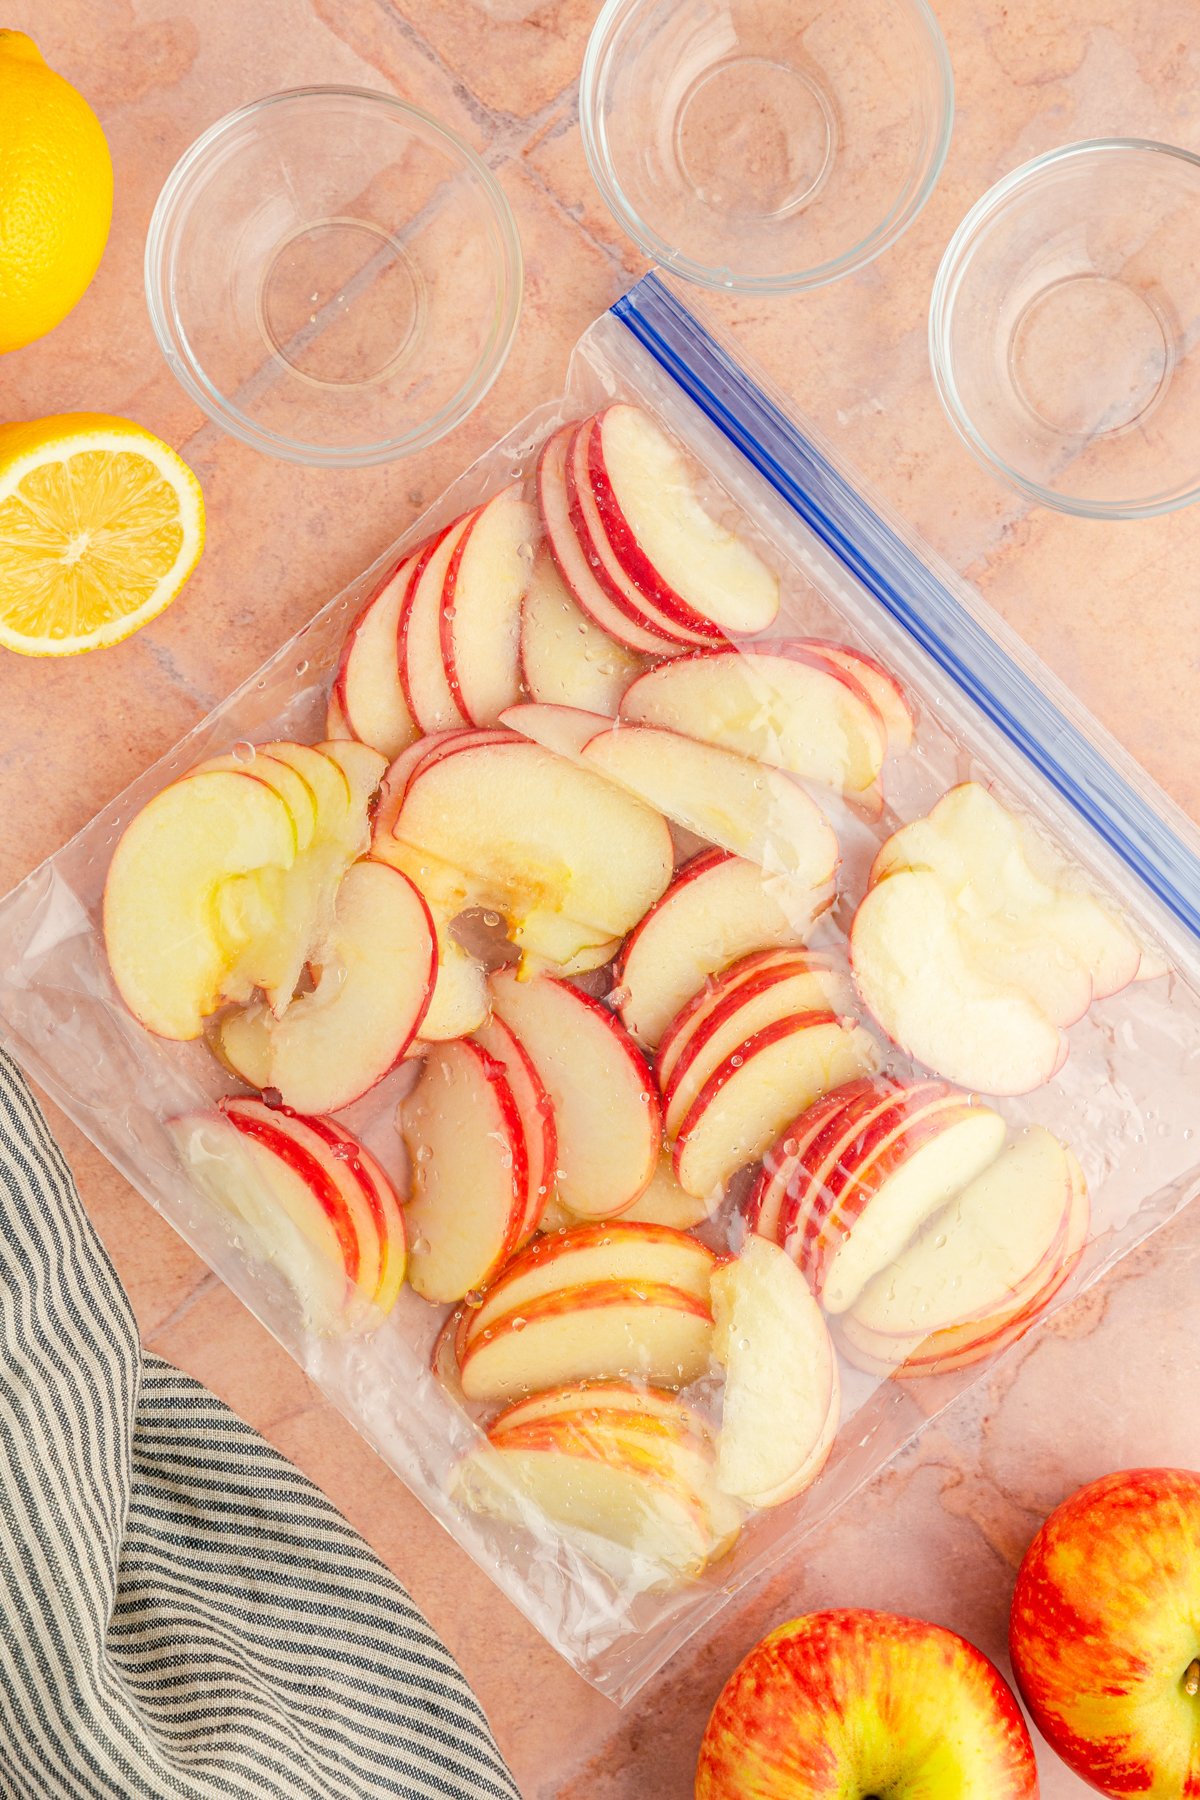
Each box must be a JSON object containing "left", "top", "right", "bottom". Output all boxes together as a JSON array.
[
  {"left": 656, "top": 946, "right": 844, "bottom": 1095},
  {"left": 439, "top": 485, "right": 535, "bottom": 726},
  {"left": 491, "top": 1381, "right": 712, "bottom": 1442},
  {"left": 537, "top": 424, "right": 682, "bottom": 655},
  {"left": 498, "top": 701, "right": 610, "bottom": 763},
  {"left": 189, "top": 747, "right": 319, "bottom": 853},
  {"left": 620, "top": 647, "right": 888, "bottom": 800},
  {"left": 614, "top": 850, "right": 835, "bottom": 1050},
  {"left": 460, "top": 1219, "right": 717, "bottom": 1353},
  {"left": 458, "top": 1277, "right": 714, "bottom": 1402},
  {"left": 216, "top": 857, "right": 436, "bottom": 1115},
  {"left": 334, "top": 552, "right": 420, "bottom": 757},
  {"left": 472, "top": 1012, "right": 558, "bottom": 1238},
  {"left": 540, "top": 1156, "right": 715, "bottom": 1231},
  {"left": 324, "top": 689, "right": 352, "bottom": 740},
  {"left": 743, "top": 1075, "right": 901, "bottom": 1245},
  {"left": 519, "top": 546, "right": 644, "bottom": 713},
  {"left": 587, "top": 404, "right": 780, "bottom": 637},
  {"left": 399, "top": 1038, "right": 529, "bottom": 1304},
  {"left": 489, "top": 968, "right": 661, "bottom": 1220},
  {"left": 397, "top": 515, "right": 474, "bottom": 734},
  {"left": 568, "top": 419, "right": 714, "bottom": 646},
  {"left": 672, "top": 1011, "right": 882, "bottom": 1201},
  {"left": 712, "top": 1237, "right": 839, "bottom": 1507},
  {"left": 780, "top": 639, "right": 916, "bottom": 753},
  {"left": 286, "top": 1108, "right": 408, "bottom": 1314}
]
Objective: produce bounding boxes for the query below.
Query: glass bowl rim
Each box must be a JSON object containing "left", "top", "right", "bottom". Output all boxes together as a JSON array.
[
  {"left": 928, "top": 136, "right": 1200, "bottom": 520},
  {"left": 578, "top": 0, "right": 955, "bottom": 295},
  {"left": 144, "top": 85, "right": 524, "bottom": 469}
]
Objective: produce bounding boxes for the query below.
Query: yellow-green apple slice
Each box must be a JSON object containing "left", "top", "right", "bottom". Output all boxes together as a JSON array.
[
  {"left": 568, "top": 420, "right": 713, "bottom": 646},
  {"left": 289, "top": 1109, "right": 408, "bottom": 1313},
  {"left": 453, "top": 1419, "right": 717, "bottom": 1586},
  {"left": 333, "top": 553, "right": 420, "bottom": 758},
  {"left": 850, "top": 870, "right": 1068, "bottom": 1094},
  {"left": 712, "top": 1237, "right": 839, "bottom": 1507},
  {"left": 620, "top": 648, "right": 888, "bottom": 800},
  {"left": 439, "top": 485, "right": 535, "bottom": 726},
  {"left": 394, "top": 737, "right": 673, "bottom": 960},
  {"left": 490, "top": 1380, "right": 712, "bottom": 1439},
  {"left": 588, "top": 404, "right": 780, "bottom": 637},
  {"left": 189, "top": 747, "right": 319, "bottom": 852},
  {"left": 807, "top": 1101, "right": 1009, "bottom": 1314},
  {"left": 217, "top": 858, "right": 436, "bottom": 1114},
  {"left": 743, "top": 1077, "right": 898, "bottom": 1245},
  {"left": 264, "top": 741, "right": 352, "bottom": 831},
  {"left": 696, "top": 1612, "right": 1039, "bottom": 1800},
  {"left": 398, "top": 515, "right": 474, "bottom": 734},
  {"left": 519, "top": 546, "right": 643, "bottom": 714},
  {"left": 105, "top": 770, "right": 297, "bottom": 1042},
  {"left": 790, "top": 639, "right": 916, "bottom": 753},
  {"left": 673, "top": 1011, "right": 881, "bottom": 1201},
  {"left": 614, "top": 850, "right": 834, "bottom": 1049},
  {"left": 472, "top": 1012, "right": 558, "bottom": 1238},
  {"left": 400, "top": 1039, "right": 529, "bottom": 1303},
  {"left": 661, "top": 954, "right": 856, "bottom": 1140},
  {"left": 488, "top": 969, "right": 661, "bottom": 1219},
  {"left": 537, "top": 424, "right": 683, "bottom": 655},
  {"left": 459, "top": 1278, "right": 713, "bottom": 1401},
  {"left": 656, "top": 946, "right": 845, "bottom": 1094},
  {"left": 219, "top": 1096, "right": 383, "bottom": 1302},
  {"left": 169, "top": 1109, "right": 354, "bottom": 1328},
  {"left": 461, "top": 1220, "right": 717, "bottom": 1352},
  {"left": 317, "top": 738, "right": 385, "bottom": 820}
]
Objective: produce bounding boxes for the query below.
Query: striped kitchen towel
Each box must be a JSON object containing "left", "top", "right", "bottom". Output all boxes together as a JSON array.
[{"left": 0, "top": 1050, "right": 519, "bottom": 1800}]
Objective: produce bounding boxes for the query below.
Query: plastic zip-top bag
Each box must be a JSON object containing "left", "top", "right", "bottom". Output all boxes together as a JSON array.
[{"left": 1, "top": 272, "right": 1198, "bottom": 1703}]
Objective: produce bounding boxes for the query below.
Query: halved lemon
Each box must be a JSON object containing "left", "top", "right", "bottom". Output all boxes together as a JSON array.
[{"left": 0, "top": 412, "right": 204, "bottom": 656}]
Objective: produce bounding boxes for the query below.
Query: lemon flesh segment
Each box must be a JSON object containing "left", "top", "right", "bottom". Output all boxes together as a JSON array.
[{"left": 0, "top": 419, "right": 204, "bottom": 655}]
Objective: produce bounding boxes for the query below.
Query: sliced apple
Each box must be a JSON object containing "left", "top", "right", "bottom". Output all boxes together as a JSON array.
[
  {"left": 519, "top": 545, "right": 645, "bottom": 714},
  {"left": 398, "top": 515, "right": 474, "bottom": 734},
  {"left": 850, "top": 869, "right": 1068, "bottom": 1094},
  {"left": 673, "top": 1011, "right": 881, "bottom": 1200},
  {"left": 656, "top": 946, "right": 842, "bottom": 1092},
  {"left": 439, "top": 485, "right": 535, "bottom": 727},
  {"left": 293, "top": 1109, "right": 408, "bottom": 1313},
  {"left": 711, "top": 1237, "right": 839, "bottom": 1507},
  {"left": 492, "top": 1381, "right": 712, "bottom": 1440},
  {"left": 788, "top": 640, "right": 916, "bottom": 753},
  {"left": 488, "top": 968, "right": 660, "bottom": 1219},
  {"left": 581, "top": 725, "right": 839, "bottom": 893},
  {"left": 105, "top": 769, "right": 297, "bottom": 1041},
  {"left": 743, "top": 1077, "right": 894, "bottom": 1246},
  {"left": 613, "top": 851, "right": 834, "bottom": 1050},
  {"left": 461, "top": 1219, "right": 717, "bottom": 1351},
  {"left": 265, "top": 740, "right": 352, "bottom": 831},
  {"left": 588, "top": 404, "right": 780, "bottom": 636},
  {"left": 472, "top": 1012, "right": 558, "bottom": 1237},
  {"left": 318, "top": 738, "right": 386, "bottom": 818},
  {"left": 399, "top": 1038, "right": 529, "bottom": 1303},
  {"left": 498, "top": 701, "right": 612, "bottom": 763},
  {"left": 458, "top": 1278, "right": 713, "bottom": 1401},
  {"left": 216, "top": 858, "right": 436, "bottom": 1114},
  {"left": 620, "top": 649, "right": 888, "bottom": 800},
  {"left": 190, "top": 746, "right": 319, "bottom": 852},
  {"left": 324, "top": 689, "right": 352, "bottom": 739},
  {"left": 334, "top": 553, "right": 420, "bottom": 757},
  {"left": 619, "top": 1155, "right": 715, "bottom": 1229}
]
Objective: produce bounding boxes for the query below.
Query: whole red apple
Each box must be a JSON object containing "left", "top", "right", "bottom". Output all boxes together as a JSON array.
[
  {"left": 695, "top": 1609, "right": 1039, "bottom": 1798},
  {"left": 1010, "top": 1467, "right": 1200, "bottom": 1798}
]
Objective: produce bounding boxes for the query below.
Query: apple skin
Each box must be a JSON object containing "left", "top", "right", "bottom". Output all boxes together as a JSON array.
[
  {"left": 696, "top": 1609, "right": 1039, "bottom": 1799},
  {"left": 1010, "top": 1468, "right": 1200, "bottom": 1799}
]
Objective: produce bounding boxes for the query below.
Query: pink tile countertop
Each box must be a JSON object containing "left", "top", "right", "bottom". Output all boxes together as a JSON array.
[{"left": 3, "top": 2, "right": 1200, "bottom": 1795}]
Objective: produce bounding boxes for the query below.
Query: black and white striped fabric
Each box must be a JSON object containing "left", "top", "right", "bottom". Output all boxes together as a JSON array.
[{"left": 0, "top": 1052, "right": 519, "bottom": 1800}]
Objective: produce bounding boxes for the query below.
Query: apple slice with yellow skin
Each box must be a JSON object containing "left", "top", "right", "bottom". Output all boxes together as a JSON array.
[
  {"left": 216, "top": 858, "right": 436, "bottom": 1114},
  {"left": 791, "top": 639, "right": 916, "bottom": 752},
  {"left": 472, "top": 1012, "right": 558, "bottom": 1239},
  {"left": 461, "top": 1220, "right": 717, "bottom": 1353},
  {"left": 105, "top": 769, "right": 297, "bottom": 1042},
  {"left": 459, "top": 1278, "right": 714, "bottom": 1402},
  {"left": 318, "top": 738, "right": 385, "bottom": 820},
  {"left": 399, "top": 1038, "right": 529, "bottom": 1304},
  {"left": 334, "top": 552, "right": 420, "bottom": 757},
  {"left": 265, "top": 741, "right": 352, "bottom": 829},
  {"left": 489, "top": 968, "right": 661, "bottom": 1220},
  {"left": 620, "top": 648, "right": 888, "bottom": 800},
  {"left": 520, "top": 544, "right": 644, "bottom": 714},
  {"left": 190, "top": 747, "right": 319, "bottom": 852},
  {"left": 712, "top": 1237, "right": 839, "bottom": 1508},
  {"left": 673, "top": 1011, "right": 882, "bottom": 1201},
  {"left": 398, "top": 515, "right": 474, "bottom": 734},
  {"left": 439, "top": 485, "right": 535, "bottom": 726},
  {"left": 614, "top": 850, "right": 834, "bottom": 1049},
  {"left": 696, "top": 1611, "right": 1039, "bottom": 1800}
]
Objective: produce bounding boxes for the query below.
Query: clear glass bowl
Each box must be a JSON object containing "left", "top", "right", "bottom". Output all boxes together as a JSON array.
[
  {"left": 580, "top": 0, "right": 954, "bottom": 293},
  {"left": 145, "top": 88, "right": 522, "bottom": 467},
  {"left": 930, "top": 140, "right": 1200, "bottom": 519}
]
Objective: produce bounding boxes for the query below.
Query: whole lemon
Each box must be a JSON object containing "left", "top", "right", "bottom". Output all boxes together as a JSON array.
[{"left": 0, "top": 31, "right": 113, "bottom": 354}]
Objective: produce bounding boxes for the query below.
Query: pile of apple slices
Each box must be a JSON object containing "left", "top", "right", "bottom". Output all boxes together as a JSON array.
[
  {"left": 851, "top": 783, "right": 1148, "bottom": 1093},
  {"left": 170, "top": 1099, "right": 405, "bottom": 1329},
  {"left": 748, "top": 1074, "right": 1090, "bottom": 1374}
]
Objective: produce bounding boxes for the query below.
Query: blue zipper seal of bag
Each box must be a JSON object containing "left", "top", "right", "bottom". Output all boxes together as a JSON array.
[{"left": 612, "top": 272, "right": 1200, "bottom": 945}]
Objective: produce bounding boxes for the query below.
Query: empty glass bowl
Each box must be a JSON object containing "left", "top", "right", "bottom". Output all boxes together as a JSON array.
[
  {"left": 930, "top": 139, "right": 1200, "bottom": 518},
  {"left": 580, "top": 0, "right": 954, "bottom": 292},
  {"left": 145, "top": 89, "right": 522, "bottom": 467}
]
